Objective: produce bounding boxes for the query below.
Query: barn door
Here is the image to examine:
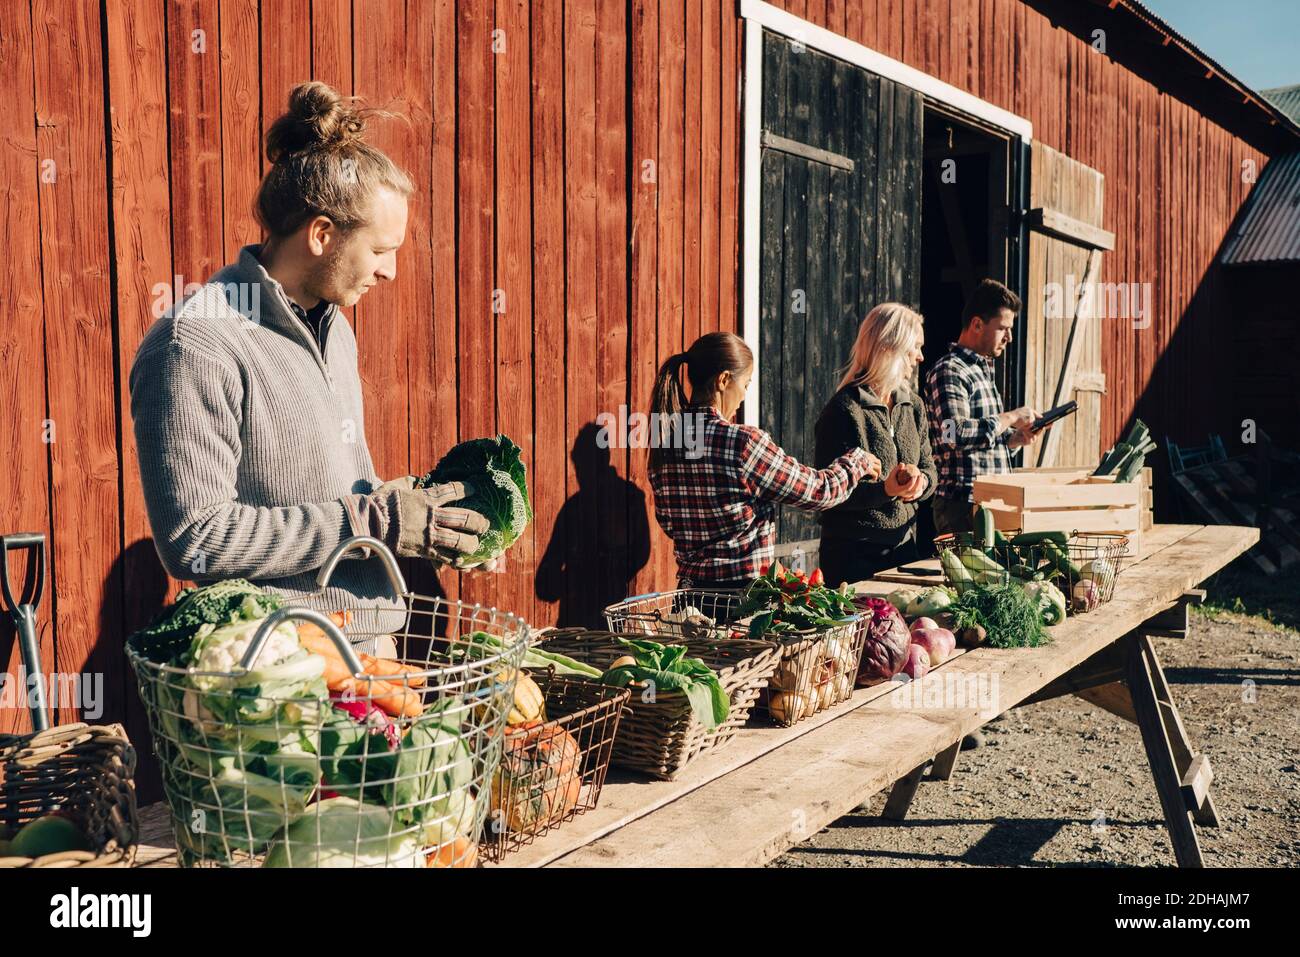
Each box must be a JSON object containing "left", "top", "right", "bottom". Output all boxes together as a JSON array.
[
  {"left": 1023, "top": 142, "right": 1113, "bottom": 468},
  {"left": 758, "top": 32, "right": 923, "bottom": 553}
]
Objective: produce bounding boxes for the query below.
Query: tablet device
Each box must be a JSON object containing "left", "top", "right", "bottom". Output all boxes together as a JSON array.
[{"left": 1032, "top": 400, "right": 1078, "bottom": 431}]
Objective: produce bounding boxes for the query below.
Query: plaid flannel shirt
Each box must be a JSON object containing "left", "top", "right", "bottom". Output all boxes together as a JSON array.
[
  {"left": 924, "top": 343, "right": 1012, "bottom": 501},
  {"left": 648, "top": 406, "right": 873, "bottom": 584}
]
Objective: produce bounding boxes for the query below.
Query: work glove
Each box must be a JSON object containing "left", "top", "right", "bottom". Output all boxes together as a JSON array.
[{"left": 346, "top": 477, "right": 489, "bottom": 564}]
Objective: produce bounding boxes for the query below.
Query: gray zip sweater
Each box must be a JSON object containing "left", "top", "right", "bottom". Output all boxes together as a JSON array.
[{"left": 129, "top": 244, "right": 406, "bottom": 639}]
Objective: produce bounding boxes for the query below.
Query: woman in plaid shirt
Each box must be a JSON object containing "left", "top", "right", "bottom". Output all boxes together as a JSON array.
[{"left": 647, "top": 332, "right": 880, "bottom": 588}]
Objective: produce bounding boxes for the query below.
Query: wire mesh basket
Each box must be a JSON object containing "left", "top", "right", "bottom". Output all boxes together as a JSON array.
[
  {"left": 934, "top": 531, "right": 1130, "bottom": 614},
  {"left": 482, "top": 670, "right": 628, "bottom": 862},
  {"left": 756, "top": 617, "right": 866, "bottom": 727},
  {"left": 604, "top": 588, "right": 748, "bottom": 641},
  {"left": 127, "top": 537, "right": 529, "bottom": 868},
  {"left": 605, "top": 589, "right": 865, "bottom": 727}
]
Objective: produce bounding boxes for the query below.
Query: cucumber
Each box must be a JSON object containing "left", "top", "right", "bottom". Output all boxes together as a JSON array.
[
  {"left": 1009, "top": 531, "right": 1069, "bottom": 547},
  {"left": 1042, "top": 540, "right": 1082, "bottom": 580},
  {"left": 1009, "top": 563, "right": 1039, "bottom": 580}
]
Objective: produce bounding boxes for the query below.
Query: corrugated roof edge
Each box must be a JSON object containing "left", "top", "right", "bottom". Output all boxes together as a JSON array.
[
  {"left": 1262, "top": 85, "right": 1300, "bottom": 126},
  {"left": 1220, "top": 151, "right": 1300, "bottom": 266},
  {"left": 1119, "top": 0, "right": 1300, "bottom": 146}
]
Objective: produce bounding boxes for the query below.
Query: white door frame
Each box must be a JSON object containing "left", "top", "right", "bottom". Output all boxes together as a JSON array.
[{"left": 739, "top": 0, "right": 1033, "bottom": 426}]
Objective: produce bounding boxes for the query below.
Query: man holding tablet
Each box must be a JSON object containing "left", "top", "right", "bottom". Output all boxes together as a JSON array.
[{"left": 924, "top": 279, "right": 1052, "bottom": 535}]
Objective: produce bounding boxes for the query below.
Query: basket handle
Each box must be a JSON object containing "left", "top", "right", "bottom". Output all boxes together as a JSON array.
[
  {"left": 316, "top": 535, "right": 408, "bottom": 597},
  {"left": 241, "top": 606, "right": 366, "bottom": 677}
]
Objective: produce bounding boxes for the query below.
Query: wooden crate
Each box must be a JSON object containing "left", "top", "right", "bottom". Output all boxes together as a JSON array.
[{"left": 973, "top": 467, "right": 1152, "bottom": 555}]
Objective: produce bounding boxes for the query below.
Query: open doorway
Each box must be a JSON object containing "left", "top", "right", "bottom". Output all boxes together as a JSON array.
[{"left": 915, "top": 107, "right": 1017, "bottom": 551}]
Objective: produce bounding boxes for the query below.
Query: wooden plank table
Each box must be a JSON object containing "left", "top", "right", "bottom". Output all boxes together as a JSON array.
[{"left": 131, "top": 523, "right": 1256, "bottom": 869}]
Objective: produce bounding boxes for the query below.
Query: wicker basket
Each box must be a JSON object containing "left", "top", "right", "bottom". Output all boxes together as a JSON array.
[
  {"left": 0, "top": 723, "right": 138, "bottom": 868},
  {"left": 934, "top": 531, "right": 1129, "bottom": 614},
  {"left": 482, "top": 672, "right": 629, "bottom": 861},
  {"left": 535, "top": 629, "right": 781, "bottom": 780}
]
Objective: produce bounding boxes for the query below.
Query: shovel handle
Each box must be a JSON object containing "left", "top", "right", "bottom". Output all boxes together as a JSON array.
[{"left": 0, "top": 532, "right": 45, "bottom": 613}]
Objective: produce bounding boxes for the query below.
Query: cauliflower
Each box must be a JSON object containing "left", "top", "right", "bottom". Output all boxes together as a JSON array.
[{"left": 181, "top": 618, "right": 327, "bottom": 732}]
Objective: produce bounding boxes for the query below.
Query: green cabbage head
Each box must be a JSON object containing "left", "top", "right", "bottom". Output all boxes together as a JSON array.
[{"left": 418, "top": 434, "right": 532, "bottom": 567}]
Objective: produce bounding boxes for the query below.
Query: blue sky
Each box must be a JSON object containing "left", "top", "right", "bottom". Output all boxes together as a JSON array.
[{"left": 1142, "top": 0, "right": 1300, "bottom": 92}]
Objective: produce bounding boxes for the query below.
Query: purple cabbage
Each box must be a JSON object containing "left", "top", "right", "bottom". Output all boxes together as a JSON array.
[{"left": 853, "top": 596, "right": 911, "bottom": 686}]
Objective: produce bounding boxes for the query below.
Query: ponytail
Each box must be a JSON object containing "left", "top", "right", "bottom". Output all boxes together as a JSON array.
[{"left": 648, "top": 332, "right": 753, "bottom": 469}]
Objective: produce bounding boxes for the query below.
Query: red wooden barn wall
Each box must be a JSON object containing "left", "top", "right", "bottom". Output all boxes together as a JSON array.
[{"left": 0, "top": 0, "right": 1277, "bottom": 744}]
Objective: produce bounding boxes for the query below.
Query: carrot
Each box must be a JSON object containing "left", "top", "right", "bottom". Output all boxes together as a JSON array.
[
  {"left": 296, "top": 630, "right": 353, "bottom": 688},
  {"left": 359, "top": 653, "right": 427, "bottom": 688},
  {"left": 335, "top": 675, "right": 423, "bottom": 718}
]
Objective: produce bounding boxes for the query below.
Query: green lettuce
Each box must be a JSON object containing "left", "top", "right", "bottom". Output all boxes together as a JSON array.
[{"left": 418, "top": 435, "right": 532, "bottom": 567}]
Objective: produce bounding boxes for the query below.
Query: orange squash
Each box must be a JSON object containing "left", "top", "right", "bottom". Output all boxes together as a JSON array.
[
  {"left": 427, "top": 835, "right": 479, "bottom": 868},
  {"left": 489, "top": 722, "right": 582, "bottom": 832}
]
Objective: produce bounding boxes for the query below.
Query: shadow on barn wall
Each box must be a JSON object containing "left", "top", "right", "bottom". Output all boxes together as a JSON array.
[
  {"left": 1125, "top": 218, "right": 1300, "bottom": 523},
  {"left": 100, "top": 538, "right": 170, "bottom": 802},
  {"left": 536, "top": 422, "right": 651, "bottom": 628}
]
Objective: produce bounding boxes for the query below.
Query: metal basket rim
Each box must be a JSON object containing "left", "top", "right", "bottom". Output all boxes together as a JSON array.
[{"left": 126, "top": 594, "right": 532, "bottom": 682}]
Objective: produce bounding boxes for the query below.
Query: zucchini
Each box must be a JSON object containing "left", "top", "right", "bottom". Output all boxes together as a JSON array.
[
  {"left": 1009, "top": 563, "right": 1040, "bottom": 581},
  {"left": 958, "top": 547, "right": 1007, "bottom": 585},
  {"left": 940, "top": 549, "right": 974, "bottom": 585}
]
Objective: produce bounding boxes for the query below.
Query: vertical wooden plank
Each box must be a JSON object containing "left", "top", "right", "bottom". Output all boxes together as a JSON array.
[
  {"left": 0, "top": 0, "right": 53, "bottom": 735},
  {"left": 855, "top": 70, "right": 880, "bottom": 320},
  {"left": 260, "top": 0, "right": 312, "bottom": 174},
  {"left": 699, "top": 0, "right": 720, "bottom": 335},
  {"left": 220, "top": 0, "right": 260, "bottom": 261},
  {"left": 311, "top": 0, "right": 353, "bottom": 91},
  {"left": 758, "top": 34, "right": 788, "bottom": 477},
  {"left": 718, "top": 0, "right": 740, "bottom": 334},
  {"left": 595, "top": 0, "right": 632, "bottom": 608},
  {"left": 310, "top": 0, "right": 359, "bottom": 344},
  {"left": 32, "top": 0, "right": 122, "bottom": 725},
  {"left": 628, "top": 0, "right": 663, "bottom": 596},
  {"left": 564, "top": 0, "right": 598, "bottom": 618},
  {"left": 826, "top": 0, "right": 846, "bottom": 38},
  {"left": 874, "top": 79, "right": 902, "bottom": 301},
  {"left": 682, "top": 0, "right": 702, "bottom": 348},
  {"left": 497, "top": 0, "right": 536, "bottom": 621},
  {"left": 453, "top": 0, "right": 496, "bottom": 611},
  {"left": 529, "top": 0, "right": 566, "bottom": 618},
  {"left": 105, "top": 0, "right": 175, "bottom": 785},
  {"left": 352, "top": 0, "right": 421, "bottom": 492},
  {"left": 421, "top": 0, "right": 460, "bottom": 605},
  {"left": 656, "top": 0, "right": 686, "bottom": 581},
  {"left": 167, "top": 0, "right": 223, "bottom": 293}
]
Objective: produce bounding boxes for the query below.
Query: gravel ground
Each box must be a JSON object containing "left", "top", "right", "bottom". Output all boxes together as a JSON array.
[{"left": 770, "top": 609, "right": 1300, "bottom": 868}]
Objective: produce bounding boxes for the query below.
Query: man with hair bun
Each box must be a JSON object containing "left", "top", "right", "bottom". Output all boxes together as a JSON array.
[{"left": 130, "top": 82, "right": 488, "bottom": 642}]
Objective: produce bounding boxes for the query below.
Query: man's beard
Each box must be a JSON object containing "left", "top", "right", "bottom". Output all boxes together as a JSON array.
[{"left": 304, "top": 245, "right": 352, "bottom": 306}]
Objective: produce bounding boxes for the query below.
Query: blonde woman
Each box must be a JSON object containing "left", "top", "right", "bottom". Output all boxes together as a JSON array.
[{"left": 812, "top": 303, "right": 938, "bottom": 587}]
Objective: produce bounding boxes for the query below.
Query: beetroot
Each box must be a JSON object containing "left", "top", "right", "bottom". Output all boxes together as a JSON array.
[
  {"left": 329, "top": 693, "right": 400, "bottom": 750},
  {"left": 853, "top": 595, "right": 912, "bottom": 686}
]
